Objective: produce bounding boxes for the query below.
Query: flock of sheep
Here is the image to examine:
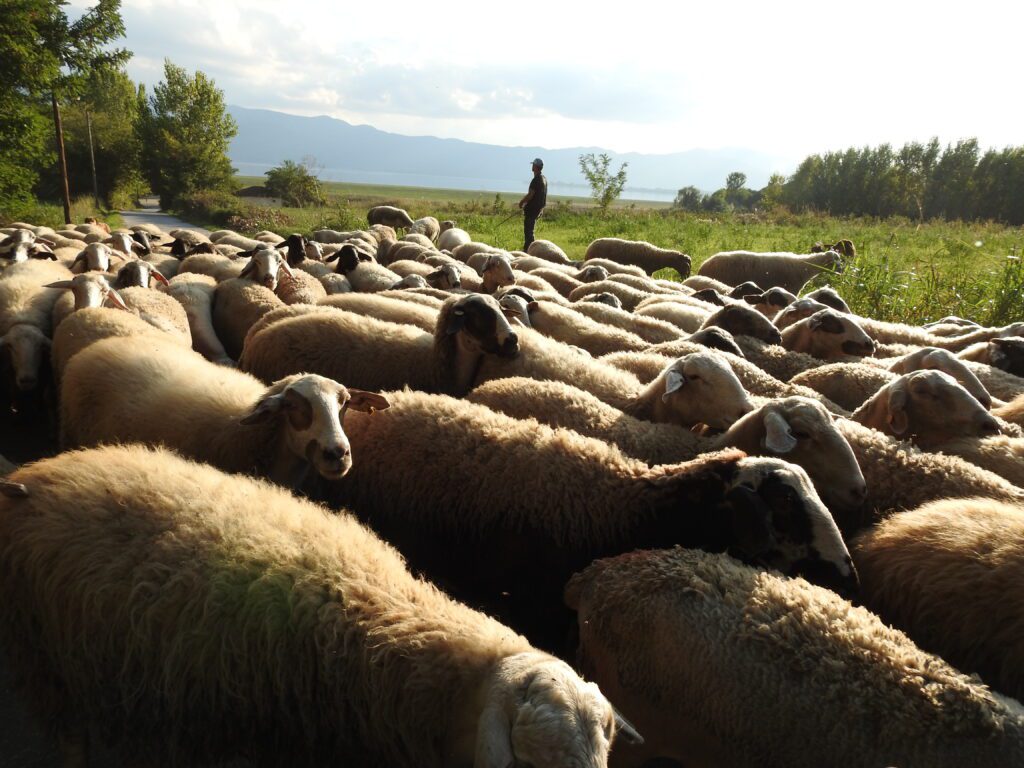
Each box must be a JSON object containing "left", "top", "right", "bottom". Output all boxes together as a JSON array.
[{"left": 2, "top": 203, "right": 1024, "bottom": 766}]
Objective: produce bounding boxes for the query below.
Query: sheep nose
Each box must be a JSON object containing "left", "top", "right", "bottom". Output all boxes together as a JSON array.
[
  {"left": 322, "top": 445, "right": 351, "bottom": 462},
  {"left": 499, "top": 333, "right": 520, "bottom": 358},
  {"left": 980, "top": 418, "right": 1001, "bottom": 436},
  {"left": 849, "top": 482, "right": 867, "bottom": 506}
]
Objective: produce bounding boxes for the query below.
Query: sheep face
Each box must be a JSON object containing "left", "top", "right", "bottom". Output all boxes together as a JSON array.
[
  {"left": 130, "top": 231, "right": 152, "bottom": 255},
  {"left": 784, "top": 309, "right": 876, "bottom": 360},
  {"left": 447, "top": 294, "right": 519, "bottom": 359},
  {"left": 390, "top": 274, "right": 428, "bottom": 290},
  {"left": 426, "top": 264, "right": 461, "bottom": 290},
  {"left": 45, "top": 274, "right": 127, "bottom": 312},
  {"left": 71, "top": 242, "right": 113, "bottom": 273},
  {"left": 327, "top": 244, "right": 375, "bottom": 275},
  {"left": 576, "top": 265, "right": 609, "bottom": 283},
  {"left": 743, "top": 287, "right": 797, "bottom": 318},
  {"left": 476, "top": 653, "right": 636, "bottom": 768},
  {"left": 239, "top": 248, "right": 294, "bottom": 291},
  {"left": 661, "top": 353, "right": 754, "bottom": 430},
  {"left": 580, "top": 292, "right": 622, "bottom": 309},
  {"left": 241, "top": 375, "right": 390, "bottom": 480},
  {"left": 725, "top": 457, "right": 858, "bottom": 596},
  {"left": 720, "top": 397, "right": 866, "bottom": 518},
  {"left": 702, "top": 304, "right": 782, "bottom": 345},
  {"left": 854, "top": 370, "right": 1001, "bottom": 448},
  {"left": 687, "top": 327, "right": 744, "bottom": 358},
  {"left": 280, "top": 234, "right": 308, "bottom": 266},
  {"left": 113, "top": 260, "right": 169, "bottom": 290},
  {"left": 0, "top": 324, "right": 51, "bottom": 392},
  {"left": 690, "top": 288, "right": 727, "bottom": 306},
  {"left": 482, "top": 254, "right": 515, "bottom": 294},
  {"left": 727, "top": 281, "right": 763, "bottom": 300},
  {"left": 497, "top": 294, "right": 532, "bottom": 327},
  {"left": 804, "top": 286, "right": 851, "bottom": 313},
  {"left": 895, "top": 347, "right": 992, "bottom": 410},
  {"left": 772, "top": 298, "right": 829, "bottom": 331},
  {"left": 990, "top": 337, "right": 1024, "bottom": 377}
]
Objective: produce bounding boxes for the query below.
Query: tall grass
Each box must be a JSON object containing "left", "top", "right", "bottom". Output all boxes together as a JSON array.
[{"left": 1, "top": 196, "right": 121, "bottom": 230}]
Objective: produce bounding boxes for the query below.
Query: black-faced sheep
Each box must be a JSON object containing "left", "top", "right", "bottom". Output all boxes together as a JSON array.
[
  {"left": 959, "top": 336, "right": 1024, "bottom": 378},
  {"left": 804, "top": 285, "right": 851, "bottom": 312},
  {"left": 61, "top": 335, "right": 390, "bottom": 488},
  {"left": 241, "top": 295, "right": 518, "bottom": 397},
  {"left": 697, "top": 248, "right": 846, "bottom": 294},
  {"left": 584, "top": 237, "right": 691, "bottom": 278},
  {"left": 317, "top": 390, "right": 856, "bottom": 646},
  {"left": 700, "top": 302, "right": 783, "bottom": 345},
  {"left": 566, "top": 547, "right": 1024, "bottom": 768},
  {"left": 853, "top": 498, "right": 1024, "bottom": 704},
  {"left": 325, "top": 243, "right": 402, "bottom": 293},
  {"left": 0, "top": 444, "right": 635, "bottom": 767}
]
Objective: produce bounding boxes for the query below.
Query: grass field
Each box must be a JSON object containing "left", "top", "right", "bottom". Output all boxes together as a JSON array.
[{"left": 206, "top": 178, "right": 1024, "bottom": 327}]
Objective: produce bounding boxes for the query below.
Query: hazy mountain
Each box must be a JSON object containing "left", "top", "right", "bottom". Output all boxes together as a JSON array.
[{"left": 228, "top": 106, "right": 791, "bottom": 201}]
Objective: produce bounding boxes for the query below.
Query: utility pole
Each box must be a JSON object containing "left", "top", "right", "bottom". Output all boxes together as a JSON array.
[
  {"left": 51, "top": 92, "right": 72, "bottom": 225},
  {"left": 86, "top": 110, "right": 100, "bottom": 210}
]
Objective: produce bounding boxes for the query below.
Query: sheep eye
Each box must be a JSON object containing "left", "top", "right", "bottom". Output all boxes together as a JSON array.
[{"left": 792, "top": 430, "right": 809, "bottom": 440}]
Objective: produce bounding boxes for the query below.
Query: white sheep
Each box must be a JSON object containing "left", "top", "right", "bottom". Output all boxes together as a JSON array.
[
  {"left": 0, "top": 260, "right": 70, "bottom": 396},
  {"left": 853, "top": 498, "right": 1024, "bottom": 704},
  {"left": 212, "top": 278, "right": 286, "bottom": 361},
  {"left": 568, "top": 280, "right": 651, "bottom": 311},
  {"left": 408, "top": 216, "right": 440, "bottom": 241},
  {"left": 437, "top": 226, "right": 472, "bottom": 252},
  {"left": 523, "top": 239, "right": 573, "bottom": 264},
  {"left": 634, "top": 300, "right": 711, "bottom": 333},
  {"left": 61, "top": 335, "right": 390, "bottom": 488},
  {"left": 571, "top": 301, "right": 683, "bottom": 344},
  {"left": 163, "top": 272, "right": 233, "bottom": 365},
  {"left": 367, "top": 205, "right": 414, "bottom": 229},
  {"left": 495, "top": 295, "right": 649, "bottom": 357},
  {"left": 584, "top": 237, "right": 691, "bottom": 277},
  {"left": 465, "top": 251, "right": 515, "bottom": 293},
  {"left": 0, "top": 444, "right": 634, "bottom": 767},
  {"left": 697, "top": 248, "right": 846, "bottom": 293},
  {"left": 319, "top": 292, "right": 438, "bottom": 333},
  {"left": 565, "top": 546, "right": 1024, "bottom": 768},
  {"left": 773, "top": 296, "right": 831, "bottom": 330}
]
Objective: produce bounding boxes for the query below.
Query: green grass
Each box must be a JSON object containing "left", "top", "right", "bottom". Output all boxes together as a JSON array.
[
  {"left": 2, "top": 196, "right": 122, "bottom": 230},
  {"left": 184, "top": 180, "right": 1024, "bottom": 328}
]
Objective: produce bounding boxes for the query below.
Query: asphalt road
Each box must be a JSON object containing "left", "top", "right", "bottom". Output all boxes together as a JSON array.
[{"left": 118, "top": 200, "right": 211, "bottom": 235}]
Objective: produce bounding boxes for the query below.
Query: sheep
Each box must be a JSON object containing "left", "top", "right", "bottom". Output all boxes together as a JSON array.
[
  {"left": 0, "top": 444, "right": 634, "bottom": 767},
  {"left": 853, "top": 498, "right": 1024, "bottom": 704},
  {"left": 528, "top": 239, "right": 577, "bottom": 266},
  {"left": 209, "top": 230, "right": 264, "bottom": 252},
  {"left": 319, "top": 292, "right": 438, "bottom": 333},
  {"left": 790, "top": 362, "right": 898, "bottom": 411},
  {"left": 697, "top": 248, "right": 846, "bottom": 294},
  {"left": 275, "top": 268, "right": 328, "bottom": 305},
  {"left": 510, "top": 269, "right": 559, "bottom": 295},
  {"left": 111, "top": 259, "right": 170, "bottom": 290},
  {"left": 959, "top": 336, "right": 1024, "bottom": 377},
  {"left": 742, "top": 286, "right": 798, "bottom": 317},
  {"left": 565, "top": 546, "right": 1024, "bottom": 768},
  {"left": 851, "top": 370, "right": 1001, "bottom": 449},
  {"left": 522, "top": 267, "right": 584, "bottom": 298},
  {"left": 578, "top": 292, "right": 624, "bottom": 309},
  {"left": 367, "top": 204, "right": 414, "bottom": 230},
  {"left": 995, "top": 392, "right": 1024, "bottom": 428},
  {"left": 316, "top": 390, "right": 857, "bottom": 645},
  {"left": 583, "top": 237, "right": 691, "bottom": 277},
  {"left": 377, "top": 289, "right": 445, "bottom": 309},
  {"left": 0, "top": 261, "right": 69, "bottom": 400},
  {"left": 568, "top": 280, "right": 650, "bottom": 311},
  {"left": 241, "top": 295, "right": 519, "bottom": 397},
  {"left": 578, "top": 257, "right": 647, "bottom": 278},
  {"left": 773, "top": 296, "right": 831, "bottom": 330},
  {"left": 437, "top": 226, "right": 472, "bottom": 252},
  {"left": 772, "top": 308, "right": 876, "bottom": 366},
  {"left": 51, "top": 306, "right": 190, "bottom": 384},
  {"left": 494, "top": 296, "right": 649, "bottom": 357},
  {"left": 634, "top": 301, "right": 710, "bottom": 333},
  {"left": 688, "top": 326, "right": 745, "bottom": 357},
  {"left": 407, "top": 216, "right": 440, "bottom": 241},
  {"left": 465, "top": 252, "right": 515, "bottom": 293},
  {"left": 562, "top": 303, "right": 678, "bottom": 343},
  {"left": 682, "top": 274, "right": 732, "bottom": 292},
  {"left": 115, "top": 286, "right": 191, "bottom": 341},
  {"left": 856, "top": 317, "right": 1024, "bottom": 350},
  {"left": 103, "top": 231, "right": 148, "bottom": 256},
  {"left": 380, "top": 240, "right": 434, "bottom": 265},
  {"left": 400, "top": 232, "right": 435, "bottom": 249},
  {"left": 212, "top": 278, "right": 285, "bottom": 361},
  {"left": 68, "top": 241, "right": 120, "bottom": 273},
  {"left": 325, "top": 243, "right": 402, "bottom": 293},
  {"left": 889, "top": 346, "right": 993, "bottom": 409},
  {"left": 48, "top": 272, "right": 128, "bottom": 329},
  {"left": 162, "top": 273, "right": 233, "bottom": 365},
  {"left": 61, "top": 336, "right": 389, "bottom": 487}
]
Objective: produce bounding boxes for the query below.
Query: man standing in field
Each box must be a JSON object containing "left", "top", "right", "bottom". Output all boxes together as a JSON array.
[{"left": 519, "top": 157, "right": 547, "bottom": 251}]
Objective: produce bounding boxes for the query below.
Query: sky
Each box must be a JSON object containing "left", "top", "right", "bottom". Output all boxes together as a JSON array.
[{"left": 70, "top": 0, "right": 1024, "bottom": 170}]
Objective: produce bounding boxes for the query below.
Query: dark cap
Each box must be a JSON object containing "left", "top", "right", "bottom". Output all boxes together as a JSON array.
[{"left": 532, "top": 158, "right": 544, "bottom": 168}]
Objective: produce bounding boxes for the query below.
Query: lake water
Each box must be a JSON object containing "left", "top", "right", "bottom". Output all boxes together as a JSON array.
[{"left": 234, "top": 162, "right": 677, "bottom": 203}]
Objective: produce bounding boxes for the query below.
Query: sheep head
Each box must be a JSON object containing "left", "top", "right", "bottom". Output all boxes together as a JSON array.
[
  {"left": 687, "top": 327, "right": 744, "bottom": 357},
  {"left": 579, "top": 292, "right": 622, "bottom": 309},
  {"left": 989, "top": 336, "right": 1024, "bottom": 378},
  {"left": 113, "top": 260, "right": 169, "bottom": 290},
  {"left": 781, "top": 309, "right": 875, "bottom": 360},
  {"left": 239, "top": 247, "right": 294, "bottom": 291},
  {"left": 240, "top": 374, "right": 390, "bottom": 481},
  {"left": 70, "top": 242, "right": 114, "bottom": 273},
  {"left": 894, "top": 347, "right": 992, "bottom": 410},
  {"left": 481, "top": 253, "right": 515, "bottom": 294},
  {"left": 45, "top": 274, "right": 128, "bottom": 312},
  {"left": 426, "top": 263, "right": 461, "bottom": 290},
  {"left": 496, "top": 294, "right": 533, "bottom": 327},
  {"left": 717, "top": 397, "right": 866, "bottom": 522},
  {"left": 436, "top": 294, "right": 519, "bottom": 395},
  {"left": 742, "top": 286, "right": 797, "bottom": 318},
  {"left": 852, "top": 370, "right": 1001, "bottom": 449},
  {"left": 654, "top": 352, "right": 753, "bottom": 430},
  {"left": 575, "top": 265, "right": 609, "bottom": 283},
  {"left": 701, "top": 303, "right": 782, "bottom": 345},
  {"left": 475, "top": 652, "right": 640, "bottom": 768},
  {"left": 804, "top": 286, "right": 851, "bottom": 313},
  {"left": 773, "top": 297, "right": 829, "bottom": 331},
  {"left": 0, "top": 324, "right": 51, "bottom": 393}
]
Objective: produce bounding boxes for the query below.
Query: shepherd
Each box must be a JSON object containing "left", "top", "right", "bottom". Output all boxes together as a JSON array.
[{"left": 518, "top": 157, "right": 547, "bottom": 251}]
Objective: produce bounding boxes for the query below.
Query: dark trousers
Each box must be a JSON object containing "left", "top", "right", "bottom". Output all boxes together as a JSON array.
[{"left": 523, "top": 210, "right": 540, "bottom": 251}]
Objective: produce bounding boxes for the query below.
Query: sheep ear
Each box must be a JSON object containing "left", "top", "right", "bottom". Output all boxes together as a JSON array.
[
  {"left": 105, "top": 289, "right": 128, "bottom": 311},
  {"left": 614, "top": 707, "right": 644, "bottom": 745},
  {"left": 742, "top": 293, "right": 765, "bottom": 304},
  {"left": 474, "top": 697, "right": 515, "bottom": 768},
  {"left": 810, "top": 312, "right": 844, "bottom": 334},
  {"left": 725, "top": 484, "right": 774, "bottom": 555},
  {"left": 278, "top": 257, "right": 295, "bottom": 280},
  {"left": 324, "top": 251, "right": 339, "bottom": 262},
  {"left": 149, "top": 269, "right": 170, "bottom": 287},
  {"left": 44, "top": 280, "right": 74, "bottom": 290},
  {"left": 662, "top": 369, "right": 686, "bottom": 402},
  {"left": 346, "top": 389, "right": 391, "bottom": 413},
  {"left": 887, "top": 381, "right": 910, "bottom": 435},
  {"left": 239, "top": 393, "right": 285, "bottom": 425},
  {"left": 239, "top": 260, "right": 256, "bottom": 279},
  {"left": 762, "top": 411, "right": 797, "bottom": 454},
  {"left": 0, "top": 480, "right": 28, "bottom": 498}
]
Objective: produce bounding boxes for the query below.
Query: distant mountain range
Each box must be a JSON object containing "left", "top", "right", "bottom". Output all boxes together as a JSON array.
[{"left": 227, "top": 106, "right": 792, "bottom": 202}]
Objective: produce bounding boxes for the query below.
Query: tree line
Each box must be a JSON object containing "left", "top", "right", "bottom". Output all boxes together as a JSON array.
[
  {"left": 675, "top": 140, "right": 1024, "bottom": 225},
  {"left": 2, "top": 1, "right": 237, "bottom": 221}
]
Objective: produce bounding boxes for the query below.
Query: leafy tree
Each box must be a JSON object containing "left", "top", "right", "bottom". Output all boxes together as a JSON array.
[
  {"left": 265, "top": 159, "right": 323, "bottom": 207},
  {"left": 0, "top": 0, "right": 128, "bottom": 219},
  {"left": 726, "top": 172, "right": 746, "bottom": 191},
  {"left": 578, "top": 153, "right": 628, "bottom": 213},
  {"left": 759, "top": 173, "right": 787, "bottom": 209},
  {"left": 138, "top": 60, "right": 238, "bottom": 209},
  {"left": 673, "top": 186, "right": 703, "bottom": 211}
]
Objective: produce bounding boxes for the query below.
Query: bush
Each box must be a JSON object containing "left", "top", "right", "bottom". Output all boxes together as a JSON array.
[
  {"left": 264, "top": 160, "right": 323, "bottom": 208},
  {"left": 178, "top": 188, "right": 247, "bottom": 226}
]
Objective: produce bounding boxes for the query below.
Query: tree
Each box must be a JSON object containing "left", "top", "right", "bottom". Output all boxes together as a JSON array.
[
  {"left": 759, "top": 173, "right": 787, "bottom": 209},
  {"left": 0, "top": 0, "right": 129, "bottom": 219},
  {"left": 578, "top": 153, "right": 628, "bottom": 213},
  {"left": 138, "top": 60, "right": 238, "bottom": 209},
  {"left": 265, "top": 159, "right": 323, "bottom": 207},
  {"left": 726, "top": 172, "right": 746, "bottom": 191},
  {"left": 673, "top": 186, "right": 703, "bottom": 211}
]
